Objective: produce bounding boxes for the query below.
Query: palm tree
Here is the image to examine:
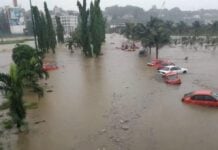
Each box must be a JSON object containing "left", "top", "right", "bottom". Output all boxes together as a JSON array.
[
  {"left": 0, "top": 64, "right": 26, "bottom": 129},
  {"left": 12, "top": 44, "right": 48, "bottom": 97},
  {"left": 176, "top": 21, "right": 189, "bottom": 35},
  {"left": 131, "top": 23, "right": 154, "bottom": 53},
  {"left": 122, "top": 22, "right": 135, "bottom": 40},
  {"left": 146, "top": 17, "right": 170, "bottom": 59}
]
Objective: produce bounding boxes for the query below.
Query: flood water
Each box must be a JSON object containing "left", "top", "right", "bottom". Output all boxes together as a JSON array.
[{"left": 1, "top": 34, "right": 218, "bottom": 150}]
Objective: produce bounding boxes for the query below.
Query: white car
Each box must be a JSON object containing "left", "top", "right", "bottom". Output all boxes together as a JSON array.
[{"left": 158, "top": 65, "right": 188, "bottom": 75}]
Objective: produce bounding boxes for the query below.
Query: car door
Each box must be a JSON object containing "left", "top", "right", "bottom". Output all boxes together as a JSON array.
[{"left": 190, "top": 95, "right": 205, "bottom": 105}]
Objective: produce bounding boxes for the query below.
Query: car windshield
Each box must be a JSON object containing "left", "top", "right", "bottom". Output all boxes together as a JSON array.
[{"left": 212, "top": 92, "right": 218, "bottom": 99}]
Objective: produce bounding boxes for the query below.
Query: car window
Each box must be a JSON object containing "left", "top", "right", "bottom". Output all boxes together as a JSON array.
[
  {"left": 177, "top": 67, "right": 181, "bottom": 70},
  {"left": 171, "top": 67, "right": 176, "bottom": 71},
  {"left": 191, "top": 95, "right": 204, "bottom": 101},
  {"left": 174, "top": 67, "right": 180, "bottom": 70},
  {"left": 204, "top": 95, "right": 217, "bottom": 101}
]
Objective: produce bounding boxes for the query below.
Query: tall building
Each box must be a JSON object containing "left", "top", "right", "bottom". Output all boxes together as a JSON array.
[
  {"left": 52, "top": 6, "right": 79, "bottom": 35},
  {"left": 59, "top": 13, "right": 78, "bottom": 34}
]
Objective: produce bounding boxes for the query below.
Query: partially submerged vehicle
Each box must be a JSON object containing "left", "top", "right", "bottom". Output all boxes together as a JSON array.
[
  {"left": 43, "top": 63, "right": 58, "bottom": 71},
  {"left": 158, "top": 65, "right": 188, "bottom": 75},
  {"left": 147, "top": 59, "right": 164, "bottom": 67},
  {"left": 163, "top": 72, "right": 181, "bottom": 85},
  {"left": 147, "top": 59, "right": 174, "bottom": 69},
  {"left": 182, "top": 90, "right": 218, "bottom": 107}
]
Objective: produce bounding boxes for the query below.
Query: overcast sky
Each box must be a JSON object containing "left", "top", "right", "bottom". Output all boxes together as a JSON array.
[{"left": 1, "top": 0, "right": 218, "bottom": 11}]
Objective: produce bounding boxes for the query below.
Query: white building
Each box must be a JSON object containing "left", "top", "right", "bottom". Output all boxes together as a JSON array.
[
  {"left": 59, "top": 14, "right": 78, "bottom": 34},
  {"left": 52, "top": 7, "right": 79, "bottom": 35}
]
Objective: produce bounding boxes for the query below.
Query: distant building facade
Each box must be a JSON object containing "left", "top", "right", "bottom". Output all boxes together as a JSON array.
[
  {"left": 1, "top": 6, "right": 26, "bottom": 34},
  {"left": 52, "top": 6, "right": 79, "bottom": 35}
]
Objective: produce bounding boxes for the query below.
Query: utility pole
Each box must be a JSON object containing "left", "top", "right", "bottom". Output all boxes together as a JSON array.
[{"left": 29, "top": 0, "right": 38, "bottom": 49}]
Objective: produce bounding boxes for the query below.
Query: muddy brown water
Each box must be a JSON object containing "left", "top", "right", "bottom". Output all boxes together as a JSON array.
[{"left": 1, "top": 34, "right": 218, "bottom": 150}]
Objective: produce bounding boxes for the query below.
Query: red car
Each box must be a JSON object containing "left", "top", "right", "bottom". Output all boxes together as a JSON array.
[
  {"left": 182, "top": 90, "right": 218, "bottom": 107},
  {"left": 147, "top": 59, "right": 164, "bottom": 67},
  {"left": 147, "top": 59, "right": 174, "bottom": 69},
  {"left": 43, "top": 64, "right": 58, "bottom": 71},
  {"left": 163, "top": 72, "right": 181, "bottom": 85}
]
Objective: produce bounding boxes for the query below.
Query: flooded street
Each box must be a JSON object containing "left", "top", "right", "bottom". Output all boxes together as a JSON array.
[{"left": 1, "top": 34, "right": 218, "bottom": 150}]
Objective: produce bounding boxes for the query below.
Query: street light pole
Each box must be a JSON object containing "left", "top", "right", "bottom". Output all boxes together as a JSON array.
[{"left": 29, "top": 0, "right": 38, "bottom": 49}]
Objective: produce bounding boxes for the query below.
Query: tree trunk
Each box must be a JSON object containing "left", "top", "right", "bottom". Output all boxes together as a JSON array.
[
  {"left": 155, "top": 44, "right": 159, "bottom": 59},
  {"left": 149, "top": 46, "right": 151, "bottom": 54}
]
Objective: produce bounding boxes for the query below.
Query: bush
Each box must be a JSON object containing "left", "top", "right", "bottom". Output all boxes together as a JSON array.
[
  {"left": 2, "top": 119, "right": 14, "bottom": 129},
  {"left": 0, "top": 101, "right": 10, "bottom": 110}
]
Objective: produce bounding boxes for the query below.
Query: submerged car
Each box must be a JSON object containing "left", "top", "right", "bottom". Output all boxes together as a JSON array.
[
  {"left": 182, "top": 90, "right": 218, "bottom": 107},
  {"left": 163, "top": 72, "right": 181, "bottom": 85},
  {"left": 147, "top": 59, "right": 174, "bottom": 68},
  {"left": 147, "top": 59, "right": 162, "bottom": 67},
  {"left": 43, "top": 63, "right": 58, "bottom": 71},
  {"left": 158, "top": 65, "right": 188, "bottom": 75}
]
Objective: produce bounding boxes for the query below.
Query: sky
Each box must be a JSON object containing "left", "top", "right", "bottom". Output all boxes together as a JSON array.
[{"left": 1, "top": 0, "right": 218, "bottom": 11}]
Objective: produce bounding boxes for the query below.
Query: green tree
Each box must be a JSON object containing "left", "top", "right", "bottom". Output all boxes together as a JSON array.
[
  {"left": 131, "top": 23, "right": 154, "bottom": 53},
  {"left": 0, "top": 10, "right": 11, "bottom": 35},
  {"left": 90, "top": 0, "right": 105, "bottom": 56},
  {"left": 122, "top": 22, "right": 135, "bottom": 40},
  {"left": 146, "top": 17, "right": 170, "bottom": 59},
  {"left": 32, "top": 6, "right": 44, "bottom": 54},
  {"left": 55, "top": 16, "right": 64, "bottom": 43},
  {"left": 44, "top": 2, "right": 57, "bottom": 53},
  {"left": 192, "top": 21, "right": 201, "bottom": 36},
  {"left": 175, "top": 21, "right": 189, "bottom": 35},
  {"left": 77, "top": 0, "right": 92, "bottom": 56},
  {"left": 32, "top": 6, "right": 49, "bottom": 54},
  {"left": 210, "top": 21, "right": 218, "bottom": 36},
  {"left": 40, "top": 12, "right": 49, "bottom": 52},
  {"left": 12, "top": 44, "right": 48, "bottom": 97},
  {"left": 0, "top": 64, "right": 26, "bottom": 129}
]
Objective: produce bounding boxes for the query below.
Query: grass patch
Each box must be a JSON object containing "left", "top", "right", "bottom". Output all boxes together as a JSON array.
[
  {"left": 0, "top": 101, "right": 10, "bottom": 110},
  {"left": 2, "top": 119, "right": 13, "bottom": 129},
  {"left": 25, "top": 102, "right": 38, "bottom": 109}
]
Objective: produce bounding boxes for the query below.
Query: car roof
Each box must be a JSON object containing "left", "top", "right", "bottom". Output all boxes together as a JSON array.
[{"left": 192, "top": 90, "right": 212, "bottom": 95}]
